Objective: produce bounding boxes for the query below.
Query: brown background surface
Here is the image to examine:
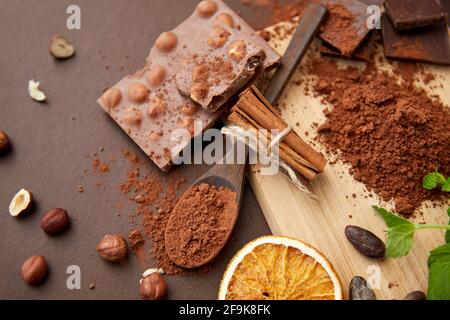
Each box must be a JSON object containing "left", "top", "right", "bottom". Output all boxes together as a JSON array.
[{"left": 0, "top": 0, "right": 282, "bottom": 300}]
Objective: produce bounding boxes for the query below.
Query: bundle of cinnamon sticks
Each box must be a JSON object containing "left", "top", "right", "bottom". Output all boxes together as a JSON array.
[{"left": 228, "top": 86, "right": 327, "bottom": 182}]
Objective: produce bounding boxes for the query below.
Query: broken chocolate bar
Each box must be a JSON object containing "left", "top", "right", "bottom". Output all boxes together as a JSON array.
[
  {"left": 385, "top": 0, "right": 447, "bottom": 30},
  {"left": 319, "top": 0, "right": 371, "bottom": 56},
  {"left": 320, "top": 33, "right": 374, "bottom": 62},
  {"left": 382, "top": 14, "right": 450, "bottom": 65},
  {"left": 98, "top": 0, "right": 280, "bottom": 171},
  {"left": 147, "top": 0, "right": 279, "bottom": 113}
]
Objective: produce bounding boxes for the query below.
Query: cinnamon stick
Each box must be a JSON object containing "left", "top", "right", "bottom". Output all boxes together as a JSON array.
[{"left": 228, "top": 86, "right": 327, "bottom": 181}]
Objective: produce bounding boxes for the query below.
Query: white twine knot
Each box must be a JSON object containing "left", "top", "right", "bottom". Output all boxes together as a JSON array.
[{"left": 221, "top": 125, "right": 317, "bottom": 199}]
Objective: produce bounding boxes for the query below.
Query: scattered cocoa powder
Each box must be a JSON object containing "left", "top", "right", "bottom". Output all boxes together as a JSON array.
[
  {"left": 190, "top": 56, "right": 236, "bottom": 103},
  {"left": 116, "top": 150, "right": 189, "bottom": 274},
  {"left": 307, "top": 57, "right": 450, "bottom": 216},
  {"left": 92, "top": 158, "right": 110, "bottom": 173},
  {"left": 165, "top": 183, "right": 237, "bottom": 268},
  {"left": 392, "top": 61, "right": 436, "bottom": 86},
  {"left": 128, "top": 229, "right": 145, "bottom": 252}
]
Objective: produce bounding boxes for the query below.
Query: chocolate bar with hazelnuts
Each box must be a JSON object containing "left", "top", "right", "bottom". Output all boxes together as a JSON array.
[{"left": 98, "top": 0, "right": 280, "bottom": 171}]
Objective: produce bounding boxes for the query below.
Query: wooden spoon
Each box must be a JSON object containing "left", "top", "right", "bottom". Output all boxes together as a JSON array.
[
  {"left": 164, "top": 3, "right": 328, "bottom": 269},
  {"left": 165, "top": 158, "right": 247, "bottom": 269}
]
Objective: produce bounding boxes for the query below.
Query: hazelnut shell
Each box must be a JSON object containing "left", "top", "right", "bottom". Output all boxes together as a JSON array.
[{"left": 9, "top": 188, "right": 33, "bottom": 217}]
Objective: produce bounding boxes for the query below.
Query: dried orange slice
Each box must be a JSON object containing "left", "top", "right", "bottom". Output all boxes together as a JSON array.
[{"left": 218, "top": 236, "right": 342, "bottom": 300}]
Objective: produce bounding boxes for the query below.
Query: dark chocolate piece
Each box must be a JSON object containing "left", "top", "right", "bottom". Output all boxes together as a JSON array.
[
  {"left": 98, "top": 0, "right": 280, "bottom": 171},
  {"left": 385, "top": 0, "right": 447, "bottom": 30},
  {"left": 320, "top": 34, "right": 374, "bottom": 62},
  {"left": 319, "top": 0, "right": 371, "bottom": 56},
  {"left": 442, "top": 0, "right": 450, "bottom": 25},
  {"left": 264, "top": 3, "right": 328, "bottom": 105},
  {"left": 382, "top": 14, "right": 450, "bottom": 65}
]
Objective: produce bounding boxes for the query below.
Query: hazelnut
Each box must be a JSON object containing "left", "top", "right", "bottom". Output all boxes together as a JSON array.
[
  {"left": 49, "top": 35, "right": 75, "bottom": 59},
  {"left": 128, "top": 83, "right": 149, "bottom": 103},
  {"left": 0, "top": 130, "right": 11, "bottom": 154},
  {"left": 147, "top": 65, "right": 167, "bottom": 87},
  {"left": 20, "top": 255, "right": 48, "bottom": 285},
  {"left": 123, "top": 108, "right": 142, "bottom": 127},
  {"left": 197, "top": 0, "right": 218, "bottom": 17},
  {"left": 140, "top": 272, "right": 167, "bottom": 300},
  {"left": 190, "top": 82, "right": 209, "bottom": 103},
  {"left": 150, "top": 131, "right": 163, "bottom": 141},
  {"left": 155, "top": 32, "right": 178, "bottom": 53},
  {"left": 181, "top": 104, "right": 198, "bottom": 116},
  {"left": 214, "top": 13, "right": 234, "bottom": 28},
  {"left": 40, "top": 208, "right": 70, "bottom": 235},
  {"left": 102, "top": 88, "right": 122, "bottom": 109},
  {"left": 228, "top": 40, "right": 247, "bottom": 61},
  {"left": 9, "top": 188, "right": 33, "bottom": 217},
  {"left": 147, "top": 97, "right": 167, "bottom": 118},
  {"left": 208, "top": 27, "right": 230, "bottom": 48},
  {"left": 96, "top": 234, "right": 128, "bottom": 262}
]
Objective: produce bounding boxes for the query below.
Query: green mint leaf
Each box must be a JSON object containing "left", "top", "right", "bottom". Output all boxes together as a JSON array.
[
  {"left": 428, "top": 243, "right": 450, "bottom": 300},
  {"left": 442, "top": 178, "right": 450, "bottom": 192},
  {"left": 373, "top": 206, "right": 417, "bottom": 257},
  {"left": 373, "top": 206, "right": 411, "bottom": 228},
  {"left": 446, "top": 207, "right": 450, "bottom": 244},
  {"left": 385, "top": 224, "right": 416, "bottom": 258},
  {"left": 423, "top": 172, "right": 446, "bottom": 190}
]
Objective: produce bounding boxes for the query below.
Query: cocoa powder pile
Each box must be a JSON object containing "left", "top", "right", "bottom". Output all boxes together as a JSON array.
[
  {"left": 165, "top": 183, "right": 237, "bottom": 268},
  {"left": 306, "top": 57, "right": 450, "bottom": 216}
]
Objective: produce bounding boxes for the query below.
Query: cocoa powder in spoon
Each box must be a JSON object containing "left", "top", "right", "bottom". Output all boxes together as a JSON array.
[{"left": 165, "top": 183, "right": 237, "bottom": 268}]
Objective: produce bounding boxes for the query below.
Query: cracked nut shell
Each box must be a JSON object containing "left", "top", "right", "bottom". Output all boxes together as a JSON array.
[
  {"left": 0, "top": 130, "right": 10, "bottom": 154},
  {"left": 96, "top": 234, "right": 128, "bottom": 262},
  {"left": 21, "top": 255, "right": 48, "bottom": 285},
  {"left": 40, "top": 208, "right": 70, "bottom": 235},
  {"left": 50, "top": 35, "right": 75, "bottom": 59},
  {"left": 9, "top": 188, "right": 33, "bottom": 217}
]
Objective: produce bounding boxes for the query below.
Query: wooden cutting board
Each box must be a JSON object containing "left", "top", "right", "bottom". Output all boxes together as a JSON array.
[{"left": 249, "top": 22, "right": 450, "bottom": 300}]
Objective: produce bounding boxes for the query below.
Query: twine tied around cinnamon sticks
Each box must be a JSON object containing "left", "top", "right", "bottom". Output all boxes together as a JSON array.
[{"left": 222, "top": 86, "right": 327, "bottom": 197}]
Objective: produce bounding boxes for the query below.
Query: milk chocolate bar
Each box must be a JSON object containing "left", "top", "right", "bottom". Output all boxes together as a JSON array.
[
  {"left": 98, "top": 0, "right": 280, "bottom": 171},
  {"left": 147, "top": 0, "right": 280, "bottom": 113},
  {"left": 382, "top": 14, "right": 450, "bottom": 65},
  {"left": 385, "top": 0, "right": 447, "bottom": 30}
]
